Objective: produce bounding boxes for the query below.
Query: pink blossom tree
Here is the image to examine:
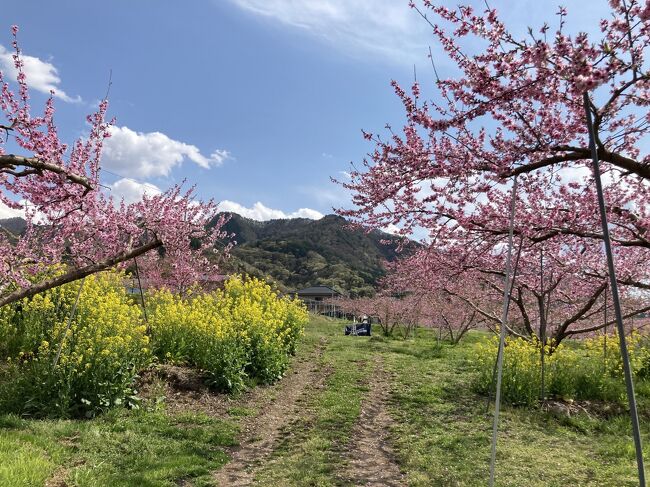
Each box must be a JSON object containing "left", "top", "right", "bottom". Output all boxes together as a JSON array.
[
  {"left": 0, "top": 27, "right": 229, "bottom": 306},
  {"left": 390, "top": 238, "right": 649, "bottom": 349},
  {"left": 341, "top": 1, "right": 650, "bottom": 243},
  {"left": 336, "top": 3, "right": 650, "bottom": 481},
  {"left": 338, "top": 1, "right": 650, "bottom": 335}
]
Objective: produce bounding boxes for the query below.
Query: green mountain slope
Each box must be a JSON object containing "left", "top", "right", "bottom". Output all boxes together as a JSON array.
[
  {"left": 1, "top": 214, "right": 413, "bottom": 297},
  {"left": 219, "top": 213, "right": 412, "bottom": 296},
  {"left": 0, "top": 217, "right": 27, "bottom": 243}
]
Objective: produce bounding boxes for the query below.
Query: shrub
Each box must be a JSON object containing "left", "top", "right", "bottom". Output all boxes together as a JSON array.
[
  {"left": 473, "top": 332, "right": 650, "bottom": 406},
  {"left": 0, "top": 271, "right": 151, "bottom": 418},
  {"left": 148, "top": 276, "right": 308, "bottom": 392},
  {"left": 0, "top": 272, "right": 308, "bottom": 416},
  {"left": 0, "top": 271, "right": 76, "bottom": 359},
  {"left": 147, "top": 289, "right": 250, "bottom": 391}
]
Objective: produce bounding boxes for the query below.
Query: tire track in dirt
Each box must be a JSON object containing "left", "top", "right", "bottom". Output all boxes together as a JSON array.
[
  {"left": 340, "top": 357, "right": 405, "bottom": 487},
  {"left": 213, "top": 337, "right": 329, "bottom": 486}
]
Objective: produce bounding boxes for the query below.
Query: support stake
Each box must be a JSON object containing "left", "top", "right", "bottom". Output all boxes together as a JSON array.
[
  {"left": 486, "top": 233, "right": 523, "bottom": 414},
  {"left": 583, "top": 91, "right": 645, "bottom": 486},
  {"left": 53, "top": 278, "right": 86, "bottom": 368},
  {"left": 489, "top": 175, "right": 519, "bottom": 486},
  {"left": 133, "top": 257, "right": 149, "bottom": 330}
]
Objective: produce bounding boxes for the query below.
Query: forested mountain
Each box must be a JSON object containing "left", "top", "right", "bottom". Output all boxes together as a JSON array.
[
  {"left": 0, "top": 217, "right": 27, "bottom": 244},
  {"left": 219, "top": 213, "right": 413, "bottom": 296},
  {"left": 1, "top": 214, "right": 413, "bottom": 297}
]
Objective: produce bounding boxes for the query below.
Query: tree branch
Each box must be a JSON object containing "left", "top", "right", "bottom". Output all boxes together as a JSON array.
[
  {"left": 0, "top": 154, "right": 94, "bottom": 192},
  {"left": 505, "top": 147, "right": 650, "bottom": 180},
  {"left": 564, "top": 304, "right": 650, "bottom": 336},
  {"left": 0, "top": 238, "right": 162, "bottom": 308}
]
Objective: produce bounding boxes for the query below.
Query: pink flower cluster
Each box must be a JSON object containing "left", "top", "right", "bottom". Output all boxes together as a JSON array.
[
  {"left": 338, "top": 1, "right": 650, "bottom": 343},
  {"left": 0, "top": 29, "right": 230, "bottom": 304}
]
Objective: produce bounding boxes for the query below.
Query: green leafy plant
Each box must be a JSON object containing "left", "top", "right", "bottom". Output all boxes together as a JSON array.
[{"left": 0, "top": 271, "right": 151, "bottom": 418}]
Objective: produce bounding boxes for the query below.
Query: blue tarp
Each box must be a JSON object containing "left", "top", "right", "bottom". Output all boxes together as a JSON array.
[{"left": 344, "top": 323, "right": 371, "bottom": 336}]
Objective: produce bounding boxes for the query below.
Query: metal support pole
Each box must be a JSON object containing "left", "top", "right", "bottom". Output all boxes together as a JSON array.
[
  {"left": 540, "top": 248, "right": 546, "bottom": 401},
  {"left": 486, "top": 233, "right": 523, "bottom": 414},
  {"left": 53, "top": 278, "right": 86, "bottom": 368},
  {"left": 583, "top": 92, "right": 645, "bottom": 486},
  {"left": 489, "top": 175, "right": 519, "bottom": 487},
  {"left": 133, "top": 257, "right": 149, "bottom": 327},
  {"left": 603, "top": 288, "right": 607, "bottom": 372}
]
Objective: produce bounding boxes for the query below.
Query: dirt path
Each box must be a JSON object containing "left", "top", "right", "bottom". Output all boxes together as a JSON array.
[
  {"left": 213, "top": 337, "right": 329, "bottom": 486},
  {"left": 340, "top": 357, "right": 405, "bottom": 487}
]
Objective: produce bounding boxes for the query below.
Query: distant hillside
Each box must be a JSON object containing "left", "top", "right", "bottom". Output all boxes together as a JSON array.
[
  {"left": 0, "top": 217, "right": 27, "bottom": 235},
  {"left": 1, "top": 214, "right": 414, "bottom": 297},
  {"left": 0, "top": 217, "right": 27, "bottom": 242},
  {"left": 218, "top": 213, "right": 414, "bottom": 297}
]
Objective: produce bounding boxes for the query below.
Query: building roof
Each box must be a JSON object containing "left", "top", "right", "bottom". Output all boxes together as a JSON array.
[{"left": 294, "top": 286, "right": 341, "bottom": 296}]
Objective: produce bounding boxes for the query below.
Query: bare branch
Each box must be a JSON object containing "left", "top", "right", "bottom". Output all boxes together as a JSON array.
[
  {"left": 0, "top": 238, "right": 162, "bottom": 308},
  {"left": 0, "top": 154, "right": 94, "bottom": 192}
]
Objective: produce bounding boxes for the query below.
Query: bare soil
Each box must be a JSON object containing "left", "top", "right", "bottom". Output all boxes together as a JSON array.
[
  {"left": 44, "top": 469, "right": 69, "bottom": 487},
  {"left": 52, "top": 337, "right": 404, "bottom": 487},
  {"left": 340, "top": 358, "right": 405, "bottom": 487},
  {"left": 213, "top": 337, "right": 329, "bottom": 486}
]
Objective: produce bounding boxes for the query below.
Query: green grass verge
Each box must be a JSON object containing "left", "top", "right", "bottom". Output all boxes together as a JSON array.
[
  {"left": 0, "top": 313, "right": 328, "bottom": 487},
  {"left": 381, "top": 330, "right": 650, "bottom": 486},
  {"left": 1, "top": 317, "right": 649, "bottom": 486},
  {"left": 0, "top": 407, "right": 237, "bottom": 486}
]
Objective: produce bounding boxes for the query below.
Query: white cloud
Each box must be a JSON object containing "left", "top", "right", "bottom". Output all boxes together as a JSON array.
[
  {"left": 0, "top": 200, "right": 24, "bottom": 219},
  {"left": 219, "top": 200, "right": 324, "bottom": 221},
  {"left": 228, "top": 0, "right": 430, "bottom": 62},
  {"left": 0, "top": 199, "right": 48, "bottom": 223},
  {"left": 291, "top": 207, "right": 324, "bottom": 219},
  {"left": 0, "top": 45, "right": 80, "bottom": 103},
  {"left": 107, "top": 178, "right": 162, "bottom": 205},
  {"left": 556, "top": 165, "right": 592, "bottom": 184},
  {"left": 101, "top": 126, "right": 230, "bottom": 178},
  {"left": 382, "top": 223, "right": 400, "bottom": 235}
]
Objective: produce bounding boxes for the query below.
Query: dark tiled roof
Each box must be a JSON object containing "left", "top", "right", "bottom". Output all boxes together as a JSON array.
[{"left": 294, "top": 286, "right": 341, "bottom": 296}]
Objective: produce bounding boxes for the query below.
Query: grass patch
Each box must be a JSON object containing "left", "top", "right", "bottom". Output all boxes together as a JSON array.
[
  {"left": 381, "top": 328, "right": 650, "bottom": 486},
  {"left": 0, "top": 427, "right": 66, "bottom": 486},
  {"left": 227, "top": 406, "right": 256, "bottom": 418},
  {"left": 0, "top": 316, "right": 647, "bottom": 486},
  {"left": 0, "top": 409, "right": 238, "bottom": 486}
]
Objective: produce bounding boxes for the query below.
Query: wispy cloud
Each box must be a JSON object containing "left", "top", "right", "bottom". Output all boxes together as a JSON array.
[
  {"left": 228, "top": 0, "right": 431, "bottom": 63},
  {"left": 102, "top": 126, "right": 231, "bottom": 178},
  {"left": 0, "top": 45, "right": 81, "bottom": 103},
  {"left": 298, "top": 182, "right": 351, "bottom": 209},
  {"left": 219, "top": 200, "right": 323, "bottom": 221},
  {"left": 228, "top": 0, "right": 613, "bottom": 65}
]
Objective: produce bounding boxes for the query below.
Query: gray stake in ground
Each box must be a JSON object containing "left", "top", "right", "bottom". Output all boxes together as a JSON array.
[
  {"left": 488, "top": 175, "right": 518, "bottom": 487},
  {"left": 583, "top": 91, "right": 646, "bottom": 486}
]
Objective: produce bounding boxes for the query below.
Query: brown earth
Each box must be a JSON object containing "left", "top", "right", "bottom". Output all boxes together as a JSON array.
[
  {"left": 340, "top": 357, "right": 405, "bottom": 487},
  {"left": 213, "top": 337, "right": 329, "bottom": 486}
]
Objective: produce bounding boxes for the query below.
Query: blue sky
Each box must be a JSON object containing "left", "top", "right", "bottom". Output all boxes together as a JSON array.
[{"left": 0, "top": 0, "right": 609, "bottom": 221}]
